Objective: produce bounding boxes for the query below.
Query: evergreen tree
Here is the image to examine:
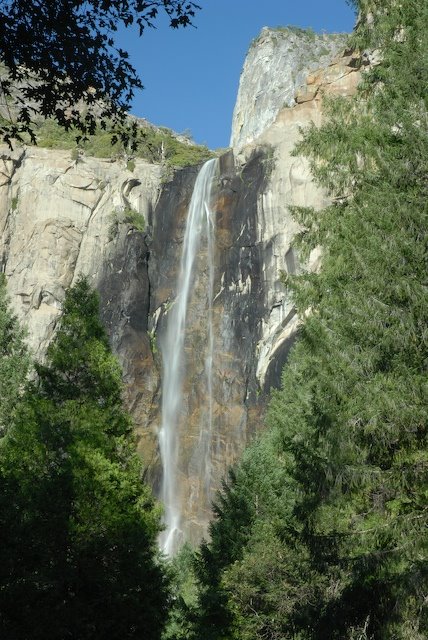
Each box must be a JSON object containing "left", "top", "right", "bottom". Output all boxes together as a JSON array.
[
  {"left": 162, "top": 544, "right": 199, "bottom": 640},
  {"left": 0, "top": 274, "right": 30, "bottom": 435},
  {"left": 0, "top": 277, "right": 168, "bottom": 639},
  {"left": 189, "top": 1, "right": 428, "bottom": 638}
]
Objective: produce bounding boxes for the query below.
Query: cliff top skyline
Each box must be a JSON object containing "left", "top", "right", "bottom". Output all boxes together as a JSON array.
[{"left": 117, "top": 0, "right": 356, "bottom": 150}]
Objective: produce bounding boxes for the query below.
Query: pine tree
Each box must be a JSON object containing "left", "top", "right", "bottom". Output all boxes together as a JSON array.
[
  {"left": 0, "top": 274, "right": 30, "bottom": 435},
  {"left": 189, "top": 2, "right": 428, "bottom": 638},
  {"left": 0, "top": 277, "right": 168, "bottom": 639}
]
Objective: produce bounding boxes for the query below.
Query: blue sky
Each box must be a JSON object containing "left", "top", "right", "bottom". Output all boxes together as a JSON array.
[{"left": 118, "top": 1, "right": 356, "bottom": 149}]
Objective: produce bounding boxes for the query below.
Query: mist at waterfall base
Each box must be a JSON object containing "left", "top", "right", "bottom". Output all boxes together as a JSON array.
[
  {"left": 158, "top": 158, "right": 219, "bottom": 556},
  {"left": 117, "top": 1, "right": 356, "bottom": 149}
]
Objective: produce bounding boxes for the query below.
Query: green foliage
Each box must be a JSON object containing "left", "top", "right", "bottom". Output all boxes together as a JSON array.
[
  {"left": 0, "top": 277, "right": 168, "bottom": 639},
  {"left": 268, "top": 25, "right": 346, "bottom": 44},
  {"left": 280, "top": 25, "right": 317, "bottom": 40},
  {"left": 148, "top": 328, "right": 158, "bottom": 355},
  {"left": 162, "top": 544, "right": 199, "bottom": 640},
  {"left": 160, "top": 134, "right": 214, "bottom": 168},
  {"left": 318, "top": 45, "right": 331, "bottom": 56},
  {"left": 189, "top": 432, "right": 290, "bottom": 639},
  {"left": 123, "top": 206, "right": 145, "bottom": 231},
  {"left": 188, "top": 2, "right": 428, "bottom": 639},
  {"left": 0, "top": 1, "right": 200, "bottom": 149},
  {"left": 35, "top": 118, "right": 123, "bottom": 157},
  {"left": 109, "top": 206, "right": 146, "bottom": 240},
  {"left": 34, "top": 117, "right": 214, "bottom": 168},
  {"left": 0, "top": 274, "right": 30, "bottom": 435},
  {"left": 260, "top": 144, "right": 276, "bottom": 179}
]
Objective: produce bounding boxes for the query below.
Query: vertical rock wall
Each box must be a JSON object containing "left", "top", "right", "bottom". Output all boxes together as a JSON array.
[
  {"left": 0, "top": 32, "right": 363, "bottom": 547},
  {"left": 230, "top": 27, "right": 347, "bottom": 151},
  {"left": 147, "top": 152, "right": 271, "bottom": 544},
  {"left": 0, "top": 147, "right": 163, "bottom": 467}
]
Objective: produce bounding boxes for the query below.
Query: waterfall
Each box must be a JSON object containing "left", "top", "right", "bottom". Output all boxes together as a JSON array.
[{"left": 159, "top": 158, "right": 218, "bottom": 556}]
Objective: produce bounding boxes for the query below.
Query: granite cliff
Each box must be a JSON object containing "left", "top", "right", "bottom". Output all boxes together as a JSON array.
[
  {"left": 0, "top": 27, "right": 363, "bottom": 547},
  {"left": 230, "top": 26, "right": 346, "bottom": 151}
]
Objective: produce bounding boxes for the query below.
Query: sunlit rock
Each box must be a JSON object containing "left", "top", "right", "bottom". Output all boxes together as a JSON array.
[{"left": 0, "top": 31, "right": 364, "bottom": 549}]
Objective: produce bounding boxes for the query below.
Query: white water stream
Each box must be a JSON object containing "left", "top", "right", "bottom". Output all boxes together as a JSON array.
[{"left": 158, "top": 158, "right": 218, "bottom": 556}]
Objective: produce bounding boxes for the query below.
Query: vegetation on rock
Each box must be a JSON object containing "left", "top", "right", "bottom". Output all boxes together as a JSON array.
[
  {"left": 33, "top": 118, "right": 214, "bottom": 168},
  {"left": 109, "top": 206, "right": 146, "bottom": 241}
]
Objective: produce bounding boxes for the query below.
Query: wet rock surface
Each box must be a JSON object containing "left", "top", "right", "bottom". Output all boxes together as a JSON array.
[{"left": 0, "top": 42, "right": 363, "bottom": 547}]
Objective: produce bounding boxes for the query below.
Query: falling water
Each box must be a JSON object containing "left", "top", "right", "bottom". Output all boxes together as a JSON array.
[{"left": 159, "top": 158, "right": 218, "bottom": 556}]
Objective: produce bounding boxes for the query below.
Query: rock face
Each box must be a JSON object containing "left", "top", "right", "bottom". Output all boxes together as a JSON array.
[
  {"left": 148, "top": 152, "right": 271, "bottom": 546},
  {"left": 232, "top": 48, "right": 363, "bottom": 398},
  {"left": 147, "top": 44, "right": 363, "bottom": 545},
  {"left": 230, "top": 27, "right": 347, "bottom": 151},
  {"left": 0, "top": 147, "right": 163, "bottom": 465},
  {"left": 0, "top": 32, "right": 363, "bottom": 547}
]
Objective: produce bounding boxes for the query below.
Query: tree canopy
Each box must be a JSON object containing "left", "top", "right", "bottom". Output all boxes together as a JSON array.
[
  {"left": 0, "top": 277, "right": 168, "bottom": 639},
  {"left": 0, "top": 274, "right": 30, "bottom": 435},
  {"left": 183, "top": 1, "right": 428, "bottom": 638},
  {"left": 0, "top": 1, "right": 200, "bottom": 147}
]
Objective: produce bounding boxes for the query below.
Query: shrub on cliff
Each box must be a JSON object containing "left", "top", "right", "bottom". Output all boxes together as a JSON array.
[{"left": 33, "top": 117, "right": 214, "bottom": 168}]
